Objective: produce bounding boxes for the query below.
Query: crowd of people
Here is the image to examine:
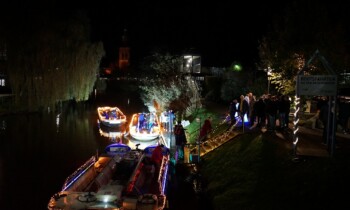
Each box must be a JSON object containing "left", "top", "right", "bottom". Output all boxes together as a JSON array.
[
  {"left": 149, "top": 93, "right": 350, "bottom": 162},
  {"left": 228, "top": 92, "right": 291, "bottom": 131},
  {"left": 227, "top": 92, "right": 350, "bottom": 141}
]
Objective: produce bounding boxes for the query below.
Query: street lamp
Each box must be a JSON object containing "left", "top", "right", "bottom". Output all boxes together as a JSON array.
[{"left": 196, "top": 117, "right": 201, "bottom": 163}]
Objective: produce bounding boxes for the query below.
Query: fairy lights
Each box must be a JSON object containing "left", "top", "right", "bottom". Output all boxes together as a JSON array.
[{"left": 292, "top": 95, "right": 300, "bottom": 157}]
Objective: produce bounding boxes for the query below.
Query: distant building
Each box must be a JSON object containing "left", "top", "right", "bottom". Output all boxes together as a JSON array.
[
  {"left": 181, "top": 54, "right": 201, "bottom": 74},
  {"left": 118, "top": 29, "right": 130, "bottom": 70}
]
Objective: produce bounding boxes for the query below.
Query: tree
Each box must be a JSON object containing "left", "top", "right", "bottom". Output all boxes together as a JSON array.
[
  {"left": 219, "top": 64, "right": 267, "bottom": 102},
  {"left": 138, "top": 51, "right": 201, "bottom": 119},
  {"left": 6, "top": 10, "right": 105, "bottom": 111},
  {"left": 258, "top": 1, "right": 350, "bottom": 96}
]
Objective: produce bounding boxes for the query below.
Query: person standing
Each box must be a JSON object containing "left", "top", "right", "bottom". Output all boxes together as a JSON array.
[
  {"left": 138, "top": 113, "right": 145, "bottom": 132},
  {"left": 278, "top": 95, "right": 290, "bottom": 129},
  {"left": 265, "top": 95, "right": 278, "bottom": 131},
  {"left": 254, "top": 96, "right": 266, "bottom": 128},
  {"left": 249, "top": 95, "right": 257, "bottom": 127},
  {"left": 239, "top": 95, "right": 249, "bottom": 125},
  {"left": 174, "top": 121, "right": 187, "bottom": 161},
  {"left": 199, "top": 117, "right": 213, "bottom": 141},
  {"left": 229, "top": 99, "right": 238, "bottom": 127},
  {"left": 169, "top": 110, "right": 175, "bottom": 132},
  {"left": 160, "top": 111, "right": 168, "bottom": 130}
]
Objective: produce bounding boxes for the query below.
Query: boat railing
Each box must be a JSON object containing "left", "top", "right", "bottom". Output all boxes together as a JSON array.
[
  {"left": 61, "top": 156, "right": 96, "bottom": 191},
  {"left": 125, "top": 154, "right": 145, "bottom": 194},
  {"left": 158, "top": 155, "right": 169, "bottom": 195}
]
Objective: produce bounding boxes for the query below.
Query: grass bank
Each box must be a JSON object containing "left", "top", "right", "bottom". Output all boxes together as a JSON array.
[{"left": 199, "top": 132, "right": 350, "bottom": 210}]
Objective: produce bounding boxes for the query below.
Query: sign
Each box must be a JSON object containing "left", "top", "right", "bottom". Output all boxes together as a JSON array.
[{"left": 297, "top": 75, "right": 337, "bottom": 96}]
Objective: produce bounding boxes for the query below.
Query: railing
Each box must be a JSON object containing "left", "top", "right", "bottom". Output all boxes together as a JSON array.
[{"left": 61, "top": 156, "right": 96, "bottom": 191}]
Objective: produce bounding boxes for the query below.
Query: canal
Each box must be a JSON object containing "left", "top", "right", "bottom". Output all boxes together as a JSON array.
[
  {"left": 0, "top": 80, "right": 211, "bottom": 210},
  {"left": 0, "top": 80, "right": 147, "bottom": 209}
]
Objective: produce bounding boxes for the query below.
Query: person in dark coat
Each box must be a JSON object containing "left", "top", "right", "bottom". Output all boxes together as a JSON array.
[
  {"left": 265, "top": 95, "right": 278, "bottom": 131},
  {"left": 278, "top": 95, "right": 291, "bottom": 129},
  {"left": 138, "top": 113, "right": 145, "bottom": 132},
  {"left": 254, "top": 96, "right": 266, "bottom": 128},
  {"left": 174, "top": 121, "right": 187, "bottom": 160},
  {"left": 199, "top": 117, "right": 212, "bottom": 141}
]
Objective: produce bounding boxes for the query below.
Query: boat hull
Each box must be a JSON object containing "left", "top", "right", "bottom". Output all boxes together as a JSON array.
[
  {"left": 130, "top": 126, "right": 160, "bottom": 140},
  {"left": 98, "top": 123, "right": 127, "bottom": 139}
]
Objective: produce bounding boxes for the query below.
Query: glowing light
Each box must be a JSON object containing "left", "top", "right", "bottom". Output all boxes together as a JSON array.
[
  {"left": 293, "top": 118, "right": 299, "bottom": 125},
  {"left": 292, "top": 94, "right": 301, "bottom": 157},
  {"left": 293, "top": 127, "right": 299, "bottom": 135},
  {"left": 294, "top": 107, "right": 300, "bottom": 117},
  {"left": 293, "top": 137, "right": 299, "bottom": 145},
  {"left": 243, "top": 113, "right": 249, "bottom": 123},
  {"left": 62, "top": 157, "right": 96, "bottom": 191},
  {"left": 234, "top": 64, "right": 241, "bottom": 71},
  {"left": 161, "top": 157, "right": 169, "bottom": 194}
]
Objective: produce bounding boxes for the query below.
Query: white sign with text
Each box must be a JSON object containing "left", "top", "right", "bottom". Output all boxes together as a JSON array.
[{"left": 297, "top": 75, "right": 337, "bottom": 96}]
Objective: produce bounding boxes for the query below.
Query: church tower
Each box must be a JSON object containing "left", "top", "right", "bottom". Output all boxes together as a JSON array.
[{"left": 118, "top": 29, "right": 130, "bottom": 70}]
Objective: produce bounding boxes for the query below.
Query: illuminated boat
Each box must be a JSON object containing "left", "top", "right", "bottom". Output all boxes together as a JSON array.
[
  {"left": 123, "top": 144, "right": 170, "bottom": 210},
  {"left": 97, "top": 106, "right": 126, "bottom": 127},
  {"left": 47, "top": 144, "right": 170, "bottom": 210},
  {"left": 129, "top": 112, "right": 160, "bottom": 141},
  {"left": 48, "top": 143, "right": 141, "bottom": 210}
]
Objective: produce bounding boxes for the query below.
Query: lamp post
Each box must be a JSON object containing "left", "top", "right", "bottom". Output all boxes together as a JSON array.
[{"left": 196, "top": 117, "right": 201, "bottom": 163}]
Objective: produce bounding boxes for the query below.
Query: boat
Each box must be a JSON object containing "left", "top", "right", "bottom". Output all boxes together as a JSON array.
[
  {"left": 98, "top": 121, "right": 127, "bottom": 141},
  {"left": 47, "top": 143, "right": 170, "bottom": 210},
  {"left": 123, "top": 144, "right": 170, "bottom": 210},
  {"left": 129, "top": 112, "right": 161, "bottom": 141},
  {"left": 97, "top": 106, "right": 127, "bottom": 127}
]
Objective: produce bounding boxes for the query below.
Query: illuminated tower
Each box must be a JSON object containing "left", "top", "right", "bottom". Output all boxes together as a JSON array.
[{"left": 118, "top": 29, "right": 130, "bottom": 70}]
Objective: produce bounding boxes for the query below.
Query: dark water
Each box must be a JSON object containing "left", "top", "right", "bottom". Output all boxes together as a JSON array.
[
  {"left": 0, "top": 80, "right": 149, "bottom": 210},
  {"left": 0, "top": 80, "right": 211, "bottom": 210},
  {"left": 0, "top": 107, "right": 104, "bottom": 210}
]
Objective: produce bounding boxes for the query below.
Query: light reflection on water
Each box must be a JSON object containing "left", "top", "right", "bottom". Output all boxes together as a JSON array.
[
  {"left": 0, "top": 107, "right": 104, "bottom": 210},
  {"left": 0, "top": 107, "right": 156, "bottom": 209},
  {"left": 0, "top": 81, "right": 153, "bottom": 209}
]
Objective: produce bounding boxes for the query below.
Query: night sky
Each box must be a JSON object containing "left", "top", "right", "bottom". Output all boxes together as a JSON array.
[
  {"left": 3, "top": 0, "right": 349, "bottom": 69},
  {"left": 87, "top": 1, "right": 286, "bottom": 68}
]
